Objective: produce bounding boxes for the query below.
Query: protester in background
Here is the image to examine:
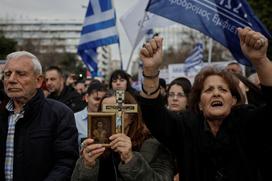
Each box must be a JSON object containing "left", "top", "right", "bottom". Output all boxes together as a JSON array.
[
  {"left": 74, "top": 81, "right": 108, "bottom": 145},
  {"left": 71, "top": 91, "right": 176, "bottom": 181},
  {"left": 75, "top": 80, "right": 87, "bottom": 96},
  {"left": 166, "top": 77, "right": 192, "bottom": 113},
  {"left": 165, "top": 77, "right": 192, "bottom": 181},
  {"left": 138, "top": 27, "right": 272, "bottom": 181},
  {"left": 109, "top": 69, "right": 139, "bottom": 97},
  {"left": 45, "top": 66, "right": 86, "bottom": 112},
  {"left": 66, "top": 73, "right": 78, "bottom": 87},
  {"left": 225, "top": 61, "right": 243, "bottom": 75},
  {"left": 0, "top": 51, "right": 78, "bottom": 181}
]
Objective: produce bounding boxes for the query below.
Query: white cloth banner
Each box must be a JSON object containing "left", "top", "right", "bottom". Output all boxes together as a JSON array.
[{"left": 119, "top": 0, "right": 174, "bottom": 47}]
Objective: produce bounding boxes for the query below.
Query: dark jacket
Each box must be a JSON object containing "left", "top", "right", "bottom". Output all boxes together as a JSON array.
[
  {"left": 139, "top": 85, "right": 272, "bottom": 181},
  {"left": 71, "top": 138, "right": 175, "bottom": 181},
  {"left": 48, "top": 85, "right": 86, "bottom": 113},
  {"left": 0, "top": 89, "right": 79, "bottom": 181}
]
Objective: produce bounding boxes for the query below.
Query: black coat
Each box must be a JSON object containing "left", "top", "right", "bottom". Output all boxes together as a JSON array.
[
  {"left": 0, "top": 89, "right": 79, "bottom": 181},
  {"left": 48, "top": 85, "right": 86, "bottom": 113},
  {"left": 139, "top": 85, "right": 272, "bottom": 181}
]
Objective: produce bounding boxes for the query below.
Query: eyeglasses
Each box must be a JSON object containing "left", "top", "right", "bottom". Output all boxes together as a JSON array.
[{"left": 168, "top": 92, "right": 186, "bottom": 98}]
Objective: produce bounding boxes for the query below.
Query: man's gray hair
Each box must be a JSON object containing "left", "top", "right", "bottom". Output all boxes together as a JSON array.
[{"left": 6, "top": 51, "right": 42, "bottom": 74}]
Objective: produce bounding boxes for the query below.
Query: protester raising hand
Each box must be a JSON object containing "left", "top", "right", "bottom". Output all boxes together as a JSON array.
[
  {"left": 140, "top": 37, "right": 164, "bottom": 74},
  {"left": 138, "top": 27, "right": 272, "bottom": 181},
  {"left": 238, "top": 27, "right": 272, "bottom": 86}
]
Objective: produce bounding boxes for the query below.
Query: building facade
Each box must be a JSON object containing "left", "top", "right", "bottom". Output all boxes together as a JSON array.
[{"left": 0, "top": 18, "right": 82, "bottom": 53}]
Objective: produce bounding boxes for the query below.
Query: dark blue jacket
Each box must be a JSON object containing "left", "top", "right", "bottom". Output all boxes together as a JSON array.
[{"left": 0, "top": 89, "right": 79, "bottom": 181}]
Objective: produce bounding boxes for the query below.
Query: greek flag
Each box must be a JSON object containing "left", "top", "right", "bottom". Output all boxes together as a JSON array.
[
  {"left": 147, "top": 0, "right": 271, "bottom": 66},
  {"left": 78, "top": 0, "right": 119, "bottom": 75},
  {"left": 184, "top": 42, "right": 204, "bottom": 74}
]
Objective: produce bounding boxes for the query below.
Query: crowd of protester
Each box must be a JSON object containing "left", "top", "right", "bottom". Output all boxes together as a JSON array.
[{"left": 0, "top": 27, "right": 271, "bottom": 181}]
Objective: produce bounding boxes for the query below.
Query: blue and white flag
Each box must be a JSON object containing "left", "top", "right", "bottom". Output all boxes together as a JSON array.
[
  {"left": 147, "top": 0, "right": 271, "bottom": 66},
  {"left": 78, "top": 0, "right": 119, "bottom": 76},
  {"left": 184, "top": 42, "right": 204, "bottom": 74}
]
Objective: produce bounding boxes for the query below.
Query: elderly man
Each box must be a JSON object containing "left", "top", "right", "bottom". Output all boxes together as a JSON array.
[{"left": 0, "top": 51, "right": 79, "bottom": 181}]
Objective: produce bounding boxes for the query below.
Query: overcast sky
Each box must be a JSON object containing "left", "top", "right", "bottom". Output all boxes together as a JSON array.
[
  {"left": 0, "top": 0, "right": 138, "bottom": 70},
  {"left": 0, "top": 0, "right": 135, "bottom": 20}
]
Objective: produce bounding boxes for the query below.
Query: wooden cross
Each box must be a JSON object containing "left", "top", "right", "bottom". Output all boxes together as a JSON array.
[{"left": 102, "top": 90, "right": 138, "bottom": 133}]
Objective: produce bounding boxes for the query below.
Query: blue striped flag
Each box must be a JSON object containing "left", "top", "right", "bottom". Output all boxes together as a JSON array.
[
  {"left": 184, "top": 42, "right": 204, "bottom": 74},
  {"left": 78, "top": 0, "right": 119, "bottom": 76},
  {"left": 146, "top": 0, "right": 271, "bottom": 66}
]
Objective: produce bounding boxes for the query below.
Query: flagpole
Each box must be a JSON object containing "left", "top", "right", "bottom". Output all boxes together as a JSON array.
[
  {"left": 112, "top": 0, "right": 123, "bottom": 70},
  {"left": 208, "top": 38, "right": 213, "bottom": 64},
  {"left": 125, "top": 11, "right": 148, "bottom": 72}
]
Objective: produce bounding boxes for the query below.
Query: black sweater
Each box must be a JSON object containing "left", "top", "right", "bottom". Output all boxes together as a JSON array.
[{"left": 139, "top": 85, "right": 272, "bottom": 181}]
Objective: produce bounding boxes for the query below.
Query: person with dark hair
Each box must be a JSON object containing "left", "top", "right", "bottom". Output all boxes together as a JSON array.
[
  {"left": 166, "top": 77, "right": 192, "bottom": 113},
  {"left": 109, "top": 69, "right": 139, "bottom": 97},
  {"left": 71, "top": 91, "right": 176, "bottom": 181},
  {"left": 0, "top": 51, "right": 78, "bottom": 181},
  {"left": 159, "top": 78, "right": 167, "bottom": 96},
  {"left": 74, "top": 81, "right": 108, "bottom": 145},
  {"left": 138, "top": 27, "right": 272, "bottom": 181},
  {"left": 166, "top": 77, "right": 192, "bottom": 181},
  {"left": 66, "top": 73, "right": 78, "bottom": 87},
  {"left": 45, "top": 66, "right": 86, "bottom": 112},
  {"left": 75, "top": 80, "right": 86, "bottom": 96}
]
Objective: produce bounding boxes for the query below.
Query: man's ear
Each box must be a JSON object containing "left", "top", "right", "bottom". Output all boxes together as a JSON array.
[{"left": 36, "top": 75, "right": 44, "bottom": 88}]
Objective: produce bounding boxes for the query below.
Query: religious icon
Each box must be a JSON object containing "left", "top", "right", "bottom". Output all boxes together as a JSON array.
[{"left": 88, "top": 112, "right": 116, "bottom": 147}]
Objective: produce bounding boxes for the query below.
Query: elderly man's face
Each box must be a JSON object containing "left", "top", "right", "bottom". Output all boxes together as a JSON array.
[{"left": 3, "top": 57, "right": 42, "bottom": 101}]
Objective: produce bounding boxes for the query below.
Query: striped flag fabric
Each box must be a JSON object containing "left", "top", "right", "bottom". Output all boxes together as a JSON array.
[
  {"left": 78, "top": 0, "right": 119, "bottom": 76},
  {"left": 184, "top": 43, "right": 204, "bottom": 74},
  {"left": 146, "top": 0, "right": 271, "bottom": 66}
]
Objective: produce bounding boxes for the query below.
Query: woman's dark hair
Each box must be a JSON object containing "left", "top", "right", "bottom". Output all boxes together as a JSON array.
[
  {"left": 189, "top": 67, "right": 244, "bottom": 114},
  {"left": 166, "top": 77, "right": 192, "bottom": 109},
  {"left": 167, "top": 77, "right": 192, "bottom": 98},
  {"left": 98, "top": 91, "right": 151, "bottom": 150},
  {"left": 108, "top": 70, "right": 138, "bottom": 96},
  {"left": 109, "top": 70, "right": 130, "bottom": 89}
]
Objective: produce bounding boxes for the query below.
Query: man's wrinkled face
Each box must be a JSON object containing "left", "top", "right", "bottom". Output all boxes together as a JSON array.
[{"left": 3, "top": 57, "right": 42, "bottom": 101}]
